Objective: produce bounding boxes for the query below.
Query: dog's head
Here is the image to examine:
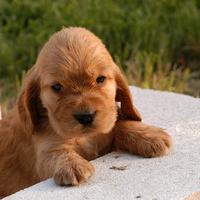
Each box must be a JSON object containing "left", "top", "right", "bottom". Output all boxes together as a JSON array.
[{"left": 17, "top": 27, "right": 141, "bottom": 138}]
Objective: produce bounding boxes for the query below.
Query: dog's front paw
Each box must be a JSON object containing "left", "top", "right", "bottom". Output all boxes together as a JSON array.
[
  {"left": 54, "top": 153, "right": 94, "bottom": 186},
  {"left": 114, "top": 121, "right": 172, "bottom": 158},
  {"left": 137, "top": 128, "right": 172, "bottom": 158}
]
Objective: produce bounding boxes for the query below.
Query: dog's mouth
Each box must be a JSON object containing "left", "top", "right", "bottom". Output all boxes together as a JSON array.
[{"left": 81, "top": 124, "right": 97, "bottom": 133}]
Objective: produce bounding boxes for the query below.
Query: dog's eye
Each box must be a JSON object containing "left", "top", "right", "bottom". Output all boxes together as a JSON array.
[
  {"left": 51, "top": 83, "right": 62, "bottom": 92},
  {"left": 96, "top": 76, "right": 106, "bottom": 84}
]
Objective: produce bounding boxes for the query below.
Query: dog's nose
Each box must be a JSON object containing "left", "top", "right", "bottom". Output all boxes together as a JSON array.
[{"left": 74, "top": 111, "right": 96, "bottom": 126}]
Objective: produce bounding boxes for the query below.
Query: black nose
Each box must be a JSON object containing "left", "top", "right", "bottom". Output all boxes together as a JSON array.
[{"left": 74, "top": 111, "right": 96, "bottom": 126}]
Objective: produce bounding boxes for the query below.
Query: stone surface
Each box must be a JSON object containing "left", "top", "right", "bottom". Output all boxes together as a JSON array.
[{"left": 3, "top": 87, "right": 200, "bottom": 200}]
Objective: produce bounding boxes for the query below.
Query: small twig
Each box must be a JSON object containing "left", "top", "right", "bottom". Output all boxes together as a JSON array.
[{"left": 109, "top": 165, "right": 128, "bottom": 171}]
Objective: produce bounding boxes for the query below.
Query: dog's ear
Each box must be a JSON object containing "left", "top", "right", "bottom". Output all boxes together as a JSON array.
[
  {"left": 17, "top": 70, "right": 46, "bottom": 134},
  {"left": 115, "top": 68, "right": 142, "bottom": 121}
]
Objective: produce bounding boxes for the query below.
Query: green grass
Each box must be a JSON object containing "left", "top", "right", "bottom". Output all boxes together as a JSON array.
[
  {"left": 126, "top": 51, "right": 190, "bottom": 93},
  {"left": 0, "top": 0, "right": 200, "bottom": 114}
]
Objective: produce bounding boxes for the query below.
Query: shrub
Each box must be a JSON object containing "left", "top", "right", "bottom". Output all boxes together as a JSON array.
[{"left": 0, "top": 0, "right": 200, "bottom": 104}]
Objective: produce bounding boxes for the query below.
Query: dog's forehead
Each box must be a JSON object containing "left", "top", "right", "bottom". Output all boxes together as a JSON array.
[
  {"left": 37, "top": 27, "right": 113, "bottom": 69},
  {"left": 38, "top": 28, "right": 115, "bottom": 84}
]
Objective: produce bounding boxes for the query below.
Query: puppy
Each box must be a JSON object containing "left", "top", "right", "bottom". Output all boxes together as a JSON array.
[{"left": 0, "top": 27, "right": 172, "bottom": 197}]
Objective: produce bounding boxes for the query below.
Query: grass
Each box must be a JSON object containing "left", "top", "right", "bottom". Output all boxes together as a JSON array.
[
  {"left": 0, "top": 0, "right": 200, "bottom": 114},
  {"left": 126, "top": 52, "right": 190, "bottom": 93}
]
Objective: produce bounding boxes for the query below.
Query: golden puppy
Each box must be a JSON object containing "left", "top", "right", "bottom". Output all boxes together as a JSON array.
[{"left": 0, "top": 27, "right": 172, "bottom": 197}]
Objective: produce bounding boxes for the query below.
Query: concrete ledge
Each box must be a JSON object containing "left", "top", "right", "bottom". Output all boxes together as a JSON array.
[{"left": 4, "top": 87, "right": 200, "bottom": 200}]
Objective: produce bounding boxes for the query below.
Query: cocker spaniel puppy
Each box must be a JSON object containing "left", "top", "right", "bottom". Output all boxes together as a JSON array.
[{"left": 0, "top": 27, "right": 172, "bottom": 197}]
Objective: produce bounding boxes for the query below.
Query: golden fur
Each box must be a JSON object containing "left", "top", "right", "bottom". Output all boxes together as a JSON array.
[{"left": 0, "top": 27, "right": 172, "bottom": 197}]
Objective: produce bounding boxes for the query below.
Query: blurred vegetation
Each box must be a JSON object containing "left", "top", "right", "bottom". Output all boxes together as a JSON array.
[{"left": 0, "top": 0, "right": 200, "bottom": 114}]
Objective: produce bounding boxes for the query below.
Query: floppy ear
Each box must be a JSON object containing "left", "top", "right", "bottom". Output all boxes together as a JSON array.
[
  {"left": 115, "top": 68, "right": 142, "bottom": 121},
  {"left": 17, "top": 73, "right": 46, "bottom": 134}
]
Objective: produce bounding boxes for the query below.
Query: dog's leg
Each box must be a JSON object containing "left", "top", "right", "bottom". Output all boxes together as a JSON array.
[
  {"left": 36, "top": 132, "right": 114, "bottom": 186},
  {"left": 113, "top": 120, "right": 172, "bottom": 158},
  {"left": 36, "top": 140, "right": 95, "bottom": 186},
  {"left": 75, "top": 132, "right": 114, "bottom": 160}
]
